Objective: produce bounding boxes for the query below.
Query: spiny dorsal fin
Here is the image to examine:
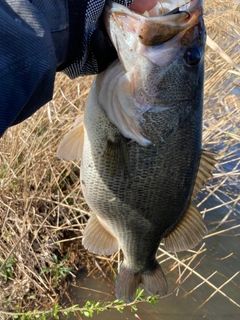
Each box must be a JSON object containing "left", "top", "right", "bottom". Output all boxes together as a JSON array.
[
  {"left": 163, "top": 203, "right": 207, "bottom": 252},
  {"left": 57, "top": 116, "right": 84, "bottom": 160},
  {"left": 82, "top": 213, "right": 118, "bottom": 256},
  {"left": 191, "top": 149, "right": 217, "bottom": 200}
]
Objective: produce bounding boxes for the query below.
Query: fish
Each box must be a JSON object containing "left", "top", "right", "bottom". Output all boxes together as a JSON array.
[{"left": 57, "top": 0, "right": 217, "bottom": 303}]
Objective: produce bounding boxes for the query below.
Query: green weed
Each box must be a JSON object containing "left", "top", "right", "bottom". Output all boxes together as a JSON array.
[
  {"left": 0, "top": 254, "right": 16, "bottom": 281},
  {"left": 40, "top": 253, "right": 73, "bottom": 287},
  {"left": 1, "top": 289, "right": 159, "bottom": 319}
]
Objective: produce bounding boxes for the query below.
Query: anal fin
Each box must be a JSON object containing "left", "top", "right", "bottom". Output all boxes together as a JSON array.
[
  {"left": 163, "top": 203, "right": 207, "bottom": 252},
  {"left": 82, "top": 213, "right": 118, "bottom": 256}
]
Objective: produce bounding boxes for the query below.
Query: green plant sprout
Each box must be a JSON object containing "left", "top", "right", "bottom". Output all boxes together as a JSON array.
[
  {"left": 0, "top": 254, "right": 16, "bottom": 281},
  {"left": 40, "top": 253, "right": 73, "bottom": 287}
]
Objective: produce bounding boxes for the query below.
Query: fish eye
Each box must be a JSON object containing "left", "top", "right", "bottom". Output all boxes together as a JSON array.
[{"left": 184, "top": 47, "right": 201, "bottom": 66}]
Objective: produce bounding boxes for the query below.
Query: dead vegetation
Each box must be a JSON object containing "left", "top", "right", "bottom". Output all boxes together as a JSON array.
[{"left": 0, "top": 0, "right": 239, "bottom": 319}]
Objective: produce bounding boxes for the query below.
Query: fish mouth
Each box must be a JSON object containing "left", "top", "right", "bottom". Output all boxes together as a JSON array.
[
  {"left": 105, "top": 0, "right": 203, "bottom": 46},
  {"left": 149, "top": 0, "right": 202, "bottom": 16}
]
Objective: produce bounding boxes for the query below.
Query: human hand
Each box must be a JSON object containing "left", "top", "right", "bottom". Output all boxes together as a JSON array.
[
  {"left": 129, "top": 0, "right": 158, "bottom": 14},
  {"left": 89, "top": 0, "right": 159, "bottom": 73},
  {"left": 63, "top": 0, "right": 159, "bottom": 77}
]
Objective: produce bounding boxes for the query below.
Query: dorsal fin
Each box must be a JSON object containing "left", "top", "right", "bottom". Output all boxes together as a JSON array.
[
  {"left": 164, "top": 150, "right": 217, "bottom": 252},
  {"left": 57, "top": 116, "right": 84, "bottom": 160},
  {"left": 191, "top": 149, "right": 217, "bottom": 200},
  {"left": 163, "top": 203, "right": 207, "bottom": 252},
  {"left": 82, "top": 213, "right": 118, "bottom": 256}
]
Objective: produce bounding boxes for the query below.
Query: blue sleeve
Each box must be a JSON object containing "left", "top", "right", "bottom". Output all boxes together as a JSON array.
[
  {"left": 0, "top": 0, "right": 133, "bottom": 137},
  {"left": 0, "top": 1, "right": 57, "bottom": 137}
]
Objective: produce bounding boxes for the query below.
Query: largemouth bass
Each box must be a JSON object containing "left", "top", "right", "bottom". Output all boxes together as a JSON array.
[{"left": 57, "top": 0, "right": 216, "bottom": 303}]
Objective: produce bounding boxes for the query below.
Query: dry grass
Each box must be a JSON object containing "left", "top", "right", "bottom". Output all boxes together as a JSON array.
[{"left": 0, "top": 0, "right": 240, "bottom": 318}]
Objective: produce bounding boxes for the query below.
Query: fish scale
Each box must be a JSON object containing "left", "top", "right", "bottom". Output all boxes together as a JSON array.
[
  {"left": 81, "top": 75, "right": 201, "bottom": 255},
  {"left": 57, "top": 0, "right": 217, "bottom": 303}
]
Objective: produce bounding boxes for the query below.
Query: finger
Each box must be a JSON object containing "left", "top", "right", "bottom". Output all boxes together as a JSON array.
[{"left": 129, "top": 0, "right": 158, "bottom": 14}]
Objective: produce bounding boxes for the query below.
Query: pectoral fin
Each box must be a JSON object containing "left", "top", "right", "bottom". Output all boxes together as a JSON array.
[
  {"left": 103, "top": 135, "right": 130, "bottom": 177},
  {"left": 57, "top": 116, "right": 84, "bottom": 160},
  {"left": 82, "top": 213, "right": 118, "bottom": 256}
]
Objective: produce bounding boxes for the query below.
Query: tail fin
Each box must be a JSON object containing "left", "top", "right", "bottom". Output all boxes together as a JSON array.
[
  {"left": 115, "top": 266, "right": 142, "bottom": 303},
  {"left": 141, "top": 262, "right": 168, "bottom": 298},
  {"left": 115, "top": 261, "right": 168, "bottom": 303}
]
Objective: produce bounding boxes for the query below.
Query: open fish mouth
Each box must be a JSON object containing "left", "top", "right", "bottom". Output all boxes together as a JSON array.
[
  {"left": 149, "top": 0, "right": 203, "bottom": 16},
  {"left": 105, "top": 0, "right": 203, "bottom": 46},
  {"left": 101, "top": 0, "right": 206, "bottom": 145}
]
